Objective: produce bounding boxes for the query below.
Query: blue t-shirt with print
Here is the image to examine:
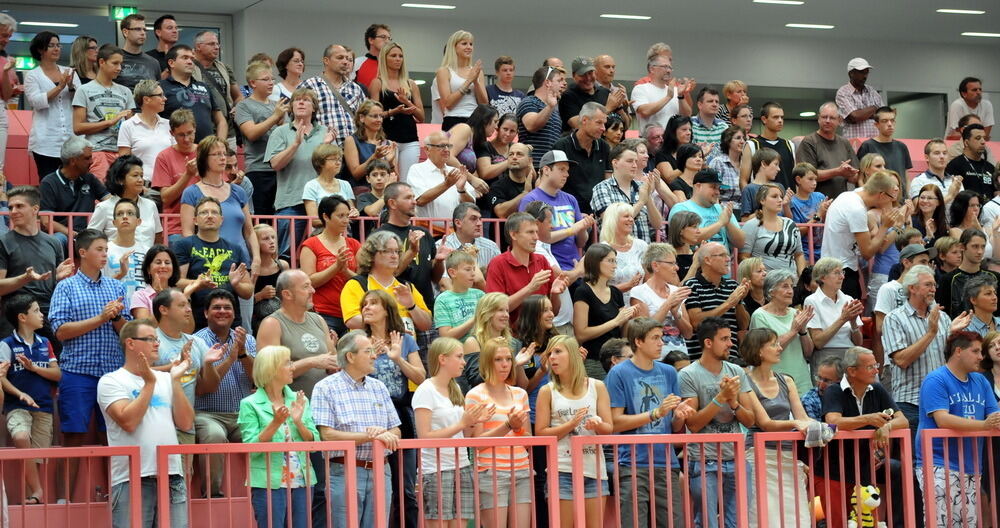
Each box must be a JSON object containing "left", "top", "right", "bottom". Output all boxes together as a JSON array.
[
  {"left": 606, "top": 359, "right": 682, "bottom": 468},
  {"left": 0, "top": 333, "right": 57, "bottom": 413},
  {"left": 372, "top": 333, "right": 420, "bottom": 401},
  {"left": 917, "top": 366, "right": 999, "bottom": 474}
]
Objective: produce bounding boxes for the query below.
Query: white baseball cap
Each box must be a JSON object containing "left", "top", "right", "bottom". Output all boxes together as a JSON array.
[{"left": 847, "top": 57, "right": 873, "bottom": 71}]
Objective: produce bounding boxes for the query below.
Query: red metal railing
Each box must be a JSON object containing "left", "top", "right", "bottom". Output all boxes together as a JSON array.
[{"left": 920, "top": 428, "right": 1000, "bottom": 528}]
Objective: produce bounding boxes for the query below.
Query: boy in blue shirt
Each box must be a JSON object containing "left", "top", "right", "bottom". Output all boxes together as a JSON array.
[
  {"left": 789, "top": 162, "right": 829, "bottom": 263},
  {"left": 0, "top": 292, "right": 61, "bottom": 504},
  {"left": 916, "top": 331, "right": 1000, "bottom": 528}
]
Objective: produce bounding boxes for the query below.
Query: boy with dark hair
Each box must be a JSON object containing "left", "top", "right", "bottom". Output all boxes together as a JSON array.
[
  {"left": 72, "top": 44, "right": 135, "bottom": 181},
  {"left": 0, "top": 292, "right": 60, "bottom": 504},
  {"left": 605, "top": 317, "right": 693, "bottom": 527}
]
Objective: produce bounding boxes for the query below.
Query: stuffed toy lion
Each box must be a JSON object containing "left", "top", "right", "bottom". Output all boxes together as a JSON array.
[{"left": 847, "top": 484, "right": 886, "bottom": 528}]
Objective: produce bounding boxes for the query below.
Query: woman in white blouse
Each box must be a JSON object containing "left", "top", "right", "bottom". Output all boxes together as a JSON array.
[
  {"left": 599, "top": 202, "right": 648, "bottom": 303},
  {"left": 803, "top": 257, "right": 865, "bottom": 370},
  {"left": 87, "top": 154, "right": 163, "bottom": 248},
  {"left": 117, "top": 80, "right": 173, "bottom": 185},
  {"left": 24, "top": 30, "right": 81, "bottom": 177}
]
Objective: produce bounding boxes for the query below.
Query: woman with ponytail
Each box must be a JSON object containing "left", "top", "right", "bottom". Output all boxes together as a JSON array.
[
  {"left": 413, "top": 337, "right": 489, "bottom": 527},
  {"left": 740, "top": 182, "right": 805, "bottom": 275}
]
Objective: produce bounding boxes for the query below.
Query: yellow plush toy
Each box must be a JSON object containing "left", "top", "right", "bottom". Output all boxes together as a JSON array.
[{"left": 847, "top": 484, "right": 887, "bottom": 528}]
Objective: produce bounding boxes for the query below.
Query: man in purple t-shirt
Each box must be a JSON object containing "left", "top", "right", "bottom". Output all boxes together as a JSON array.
[{"left": 517, "top": 150, "right": 594, "bottom": 270}]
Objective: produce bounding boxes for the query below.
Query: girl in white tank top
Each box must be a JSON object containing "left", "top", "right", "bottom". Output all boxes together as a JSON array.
[{"left": 534, "top": 335, "right": 613, "bottom": 528}]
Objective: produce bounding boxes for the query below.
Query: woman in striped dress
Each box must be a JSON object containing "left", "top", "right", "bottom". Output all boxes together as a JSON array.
[{"left": 741, "top": 182, "right": 805, "bottom": 275}]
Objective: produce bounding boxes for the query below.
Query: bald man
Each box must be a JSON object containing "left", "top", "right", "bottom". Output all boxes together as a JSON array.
[{"left": 407, "top": 131, "right": 476, "bottom": 222}]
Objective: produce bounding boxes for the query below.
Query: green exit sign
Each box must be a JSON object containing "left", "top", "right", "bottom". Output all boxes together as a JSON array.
[
  {"left": 14, "top": 57, "right": 37, "bottom": 70},
  {"left": 110, "top": 6, "right": 138, "bottom": 20}
]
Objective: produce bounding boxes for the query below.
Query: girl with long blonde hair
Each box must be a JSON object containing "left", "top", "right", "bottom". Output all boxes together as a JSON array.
[
  {"left": 369, "top": 41, "right": 423, "bottom": 178},
  {"left": 436, "top": 30, "right": 487, "bottom": 131}
]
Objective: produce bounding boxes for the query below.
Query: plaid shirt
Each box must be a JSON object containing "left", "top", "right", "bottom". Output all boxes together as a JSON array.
[
  {"left": 193, "top": 327, "right": 258, "bottom": 413},
  {"left": 835, "top": 83, "right": 882, "bottom": 139},
  {"left": 882, "top": 301, "right": 950, "bottom": 406},
  {"left": 437, "top": 233, "right": 500, "bottom": 270},
  {"left": 299, "top": 75, "right": 366, "bottom": 146},
  {"left": 801, "top": 388, "right": 823, "bottom": 420},
  {"left": 49, "top": 271, "right": 131, "bottom": 377},
  {"left": 709, "top": 154, "right": 741, "bottom": 204},
  {"left": 312, "top": 370, "right": 401, "bottom": 460},
  {"left": 590, "top": 177, "right": 652, "bottom": 242}
]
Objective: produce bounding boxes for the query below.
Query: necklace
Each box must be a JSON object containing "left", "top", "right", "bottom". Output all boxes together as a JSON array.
[{"left": 202, "top": 179, "right": 225, "bottom": 189}]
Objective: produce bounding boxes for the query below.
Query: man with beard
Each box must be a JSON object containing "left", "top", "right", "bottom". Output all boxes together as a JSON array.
[
  {"left": 486, "top": 143, "right": 536, "bottom": 219},
  {"left": 301, "top": 44, "right": 366, "bottom": 145}
]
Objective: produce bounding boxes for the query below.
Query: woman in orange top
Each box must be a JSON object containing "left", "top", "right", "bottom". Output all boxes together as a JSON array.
[{"left": 465, "top": 336, "right": 532, "bottom": 528}]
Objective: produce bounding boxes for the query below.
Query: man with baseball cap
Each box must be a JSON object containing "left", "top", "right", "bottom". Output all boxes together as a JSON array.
[
  {"left": 668, "top": 168, "right": 745, "bottom": 252},
  {"left": 518, "top": 150, "right": 595, "bottom": 270},
  {"left": 559, "top": 56, "right": 630, "bottom": 132},
  {"left": 836, "top": 57, "right": 883, "bottom": 139}
]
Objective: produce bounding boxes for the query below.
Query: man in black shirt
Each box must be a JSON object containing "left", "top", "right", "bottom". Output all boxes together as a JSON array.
[
  {"left": 146, "top": 14, "right": 179, "bottom": 74},
  {"left": 558, "top": 56, "right": 630, "bottom": 132},
  {"left": 486, "top": 143, "right": 535, "bottom": 220},
  {"left": 375, "top": 182, "right": 444, "bottom": 311},
  {"left": 551, "top": 102, "right": 611, "bottom": 214},
  {"left": 945, "top": 123, "right": 995, "bottom": 201},
  {"left": 116, "top": 14, "right": 161, "bottom": 90},
  {"left": 38, "top": 136, "right": 110, "bottom": 247},
  {"left": 821, "top": 346, "right": 910, "bottom": 528},
  {"left": 160, "top": 45, "right": 226, "bottom": 142}
]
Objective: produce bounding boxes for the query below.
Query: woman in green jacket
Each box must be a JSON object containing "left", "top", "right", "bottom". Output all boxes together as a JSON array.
[{"left": 238, "top": 345, "right": 320, "bottom": 528}]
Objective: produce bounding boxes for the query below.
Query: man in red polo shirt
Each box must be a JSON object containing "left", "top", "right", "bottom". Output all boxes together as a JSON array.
[{"left": 486, "top": 212, "right": 567, "bottom": 324}]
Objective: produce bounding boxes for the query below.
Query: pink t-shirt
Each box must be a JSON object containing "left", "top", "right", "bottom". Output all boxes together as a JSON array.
[
  {"left": 152, "top": 146, "right": 198, "bottom": 235},
  {"left": 130, "top": 285, "right": 156, "bottom": 316}
]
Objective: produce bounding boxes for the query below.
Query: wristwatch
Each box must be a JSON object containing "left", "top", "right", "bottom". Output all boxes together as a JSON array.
[{"left": 237, "top": 352, "right": 248, "bottom": 360}]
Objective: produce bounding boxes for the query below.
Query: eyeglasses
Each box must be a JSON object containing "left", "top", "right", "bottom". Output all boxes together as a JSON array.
[
  {"left": 149, "top": 92, "right": 166, "bottom": 98},
  {"left": 130, "top": 336, "right": 158, "bottom": 343},
  {"left": 86, "top": 45, "right": 98, "bottom": 51},
  {"left": 426, "top": 143, "right": 452, "bottom": 149},
  {"left": 197, "top": 210, "right": 222, "bottom": 217},
  {"left": 47, "top": 43, "right": 62, "bottom": 49},
  {"left": 325, "top": 157, "right": 343, "bottom": 163},
  {"left": 882, "top": 190, "right": 899, "bottom": 202},
  {"left": 815, "top": 376, "right": 839, "bottom": 384},
  {"left": 374, "top": 34, "right": 392, "bottom": 41},
  {"left": 655, "top": 260, "right": 678, "bottom": 266},
  {"left": 114, "top": 211, "right": 138, "bottom": 218}
]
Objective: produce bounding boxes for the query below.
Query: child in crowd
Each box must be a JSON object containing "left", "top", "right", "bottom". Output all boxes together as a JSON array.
[
  {"left": 0, "top": 293, "right": 61, "bottom": 504},
  {"left": 535, "top": 335, "right": 613, "bottom": 528},
  {"left": 434, "top": 251, "right": 485, "bottom": 341},
  {"left": 303, "top": 144, "right": 357, "bottom": 229},
  {"left": 104, "top": 199, "right": 150, "bottom": 300},
  {"left": 355, "top": 159, "right": 394, "bottom": 236},
  {"left": 789, "top": 162, "right": 828, "bottom": 263},
  {"left": 251, "top": 224, "right": 288, "bottom": 333},
  {"left": 740, "top": 147, "right": 788, "bottom": 220}
]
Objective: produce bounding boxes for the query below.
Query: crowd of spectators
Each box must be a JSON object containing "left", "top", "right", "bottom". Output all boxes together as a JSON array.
[{"left": 1, "top": 10, "right": 1000, "bottom": 528}]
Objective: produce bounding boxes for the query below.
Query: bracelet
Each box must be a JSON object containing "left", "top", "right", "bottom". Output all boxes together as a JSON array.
[
  {"left": 457, "top": 189, "right": 467, "bottom": 194},
  {"left": 406, "top": 303, "right": 416, "bottom": 311},
  {"left": 710, "top": 397, "right": 725, "bottom": 408},
  {"left": 505, "top": 418, "right": 512, "bottom": 429},
  {"left": 649, "top": 408, "right": 659, "bottom": 422},
  {"left": 238, "top": 352, "right": 248, "bottom": 360},
  {"left": 798, "top": 330, "right": 808, "bottom": 336}
]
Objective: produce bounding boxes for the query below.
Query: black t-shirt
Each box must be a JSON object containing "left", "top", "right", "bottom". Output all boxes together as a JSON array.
[
  {"left": 486, "top": 174, "right": 527, "bottom": 217},
  {"left": 118, "top": 50, "right": 161, "bottom": 91},
  {"left": 946, "top": 155, "right": 996, "bottom": 200},
  {"left": 571, "top": 283, "right": 624, "bottom": 361},
  {"left": 356, "top": 192, "right": 382, "bottom": 236},
  {"left": 38, "top": 171, "right": 109, "bottom": 232},
  {"left": 818, "top": 381, "right": 899, "bottom": 482},
  {"left": 654, "top": 149, "right": 678, "bottom": 171},
  {"left": 558, "top": 83, "right": 611, "bottom": 132},
  {"left": 551, "top": 133, "right": 610, "bottom": 215},
  {"left": 146, "top": 49, "right": 168, "bottom": 74},
  {"left": 0, "top": 231, "right": 64, "bottom": 315},
  {"left": 669, "top": 177, "right": 693, "bottom": 200},
  {"left": 374, "top": 222, "right": 436, "bottom": 310},
  {"left": 173, "top": 235, "right": 250, "bottom": 328},
  {"left": 160, "top": 77, "right": 219, "bottom": 142}
]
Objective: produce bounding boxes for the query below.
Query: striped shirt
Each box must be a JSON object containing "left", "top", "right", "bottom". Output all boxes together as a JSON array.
[
  {"left": 312, "top": 370, "right": 401, "bottom": 460},
  {"left": 741, "top": 216, "right": 803, "bottom": 275},
  {"left": 683, "top": 272, "right": 740, "bottom": 360},
  {"left": 881, "top": 301, "right": 950, "bottom": 405},
  {"left": 691, "top": 115, "right": 727, "bottom": 159},
  {"left": 835, "top": 83, "right": 882, "bottom": 139},
  {"left": 436, "top": 233, "right": 501, "bottom": 270},
  {"left": 516, "top": 95, "right": 562, "bottom": 167},
  {"left": 193, "top": 327, "right": 258, "bottom": 413},
  {"left": 590, "top": 177, "right": 652, "bottom": 242},
  {"left": 298, "top": 76, "right": 366, "bottom": 146},
  {"left": 49, "top": 271, "right": 131, "bottom": 377},
  {"left": 465, "top": 384, "right": 531, "bottom": 472}
]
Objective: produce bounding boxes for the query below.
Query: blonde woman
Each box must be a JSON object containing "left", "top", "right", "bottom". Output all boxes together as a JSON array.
[
  {"left": 535, "top": 335, "right": 613, "bottom": 528},
  {"left": 344, "top": 100, "right": 399, "bottom": 184},
  {"left": 857, "top": 152, "right": 885, "bottom": 188},
  {"left": 238, "top": 345, "right": 319, "bottom": 528},
  {"left": 462, "top": 292, "right": 520, "bottom": 391},
  {"left": 600, "top": 202, "right": 649, "bottom": 301},
  {"left": 741, "top": 182, "right": 806, "bottom": 275},
  {"left": 369, "top": 42, "right": 423, "bottom": 178},
  {"left": 466, "top": 337, "right": 532, "bottom": 528},
  {"left": 413, "top": 338, "right": 489, "bottom": 528},
  {"left": 436, "top": 30, "right": 487, "bottom": 131},
  {"left": 737, "top": 256, "right": 768, "bottom": 317},
  {"left": 69, "top": 35, "right": 98, "bottom": 84}
]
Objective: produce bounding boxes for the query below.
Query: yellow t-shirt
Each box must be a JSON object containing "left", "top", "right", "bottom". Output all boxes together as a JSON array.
[{"left": 339, "top": 275, "right": 429, "bottom": 333}]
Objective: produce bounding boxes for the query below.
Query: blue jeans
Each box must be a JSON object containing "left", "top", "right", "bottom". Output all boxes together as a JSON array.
[
  {"left": 251, "top": 486, "right": 311, "bottom": 528},
  {"left": 276, "top": 204, "right": 309, "bottom": 261},
  {"left": 329, "top": 462, "right": 391, "bottom": 528},
  {"left": 111, "top": 474, "right": 187, "bottom": 528},
  {"left": 688, "top": 459, "right": 749, "bottom": 528}
]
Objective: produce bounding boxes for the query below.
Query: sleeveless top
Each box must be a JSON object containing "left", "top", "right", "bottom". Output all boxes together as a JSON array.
[
  {"left": 455, "top": 136, "right": 477, "bottom": 172},
  {"left": 377, "top": 89, "right": 418, "bottom": 143},
  {"left": 345, "top": 132, "right": 378, "bottom": 184},
  {"left": 550, "top": 379, "right": 607, "bottom": 479},
  {"left": 444, "top": 68, "right": 478, "bottom": 118},
  {"left": 269, "top": 310, "right": 329, "bottom": 398},
  {"left": 251, "top": 264, "right": 281, "bottom": 332},
  {"left": 747, "top": 371, "right": 793, "bottom": 450},
  {"left": 749, "top": 136, "right": 796, "bottom": 190}
]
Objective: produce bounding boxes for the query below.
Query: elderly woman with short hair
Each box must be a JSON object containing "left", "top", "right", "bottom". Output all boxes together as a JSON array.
[
  {"left": 238, "top": 344, "right": 319, "bottom": 528},
  {"left": 629, "top": 243, "right": 693, "bottom": 359},
  {"left": 803, "top": 257, "right": 865, "bottom": 372},
  {"left": 117, "top": 79, "right": 173, "bottom": 182},
  {"left": 750, "top": 268, "right": 815, "bottom": 393}
]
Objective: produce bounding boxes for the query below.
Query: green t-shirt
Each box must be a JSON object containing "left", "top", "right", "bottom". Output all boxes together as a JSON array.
[{"left": 432, "top": 288, "right": 484, "bottom": 341}]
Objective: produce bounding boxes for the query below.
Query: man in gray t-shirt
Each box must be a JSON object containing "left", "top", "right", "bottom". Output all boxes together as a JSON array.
[{"left": 678, "top": 318, "right": 755, "bottom": 528}]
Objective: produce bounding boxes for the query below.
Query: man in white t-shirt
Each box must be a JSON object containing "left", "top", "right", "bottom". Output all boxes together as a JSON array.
[
  {"left": 99, "top": 319, "right": 193, "bottom": 528},
  {"left": 820, "top": 171, "right": 903, "bottom": 299},
  {"left": 631, "top": 55, "right": 692, "bottom": 132},
  {"left": 947, "top": 77, "right": 994, "bottom": 141},
  {"left": 408, "top": 131, "right": 476, "bottom": 229}
]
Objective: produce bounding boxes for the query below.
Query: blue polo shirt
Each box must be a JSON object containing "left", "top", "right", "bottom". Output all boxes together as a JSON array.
[{"left": 0, "top": 332, "right": 57, "bottom": 412}]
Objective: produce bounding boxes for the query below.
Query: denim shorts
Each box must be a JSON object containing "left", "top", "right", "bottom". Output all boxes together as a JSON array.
[{"left": 557, "top": 472, "right": 609, "bottom": 500}]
